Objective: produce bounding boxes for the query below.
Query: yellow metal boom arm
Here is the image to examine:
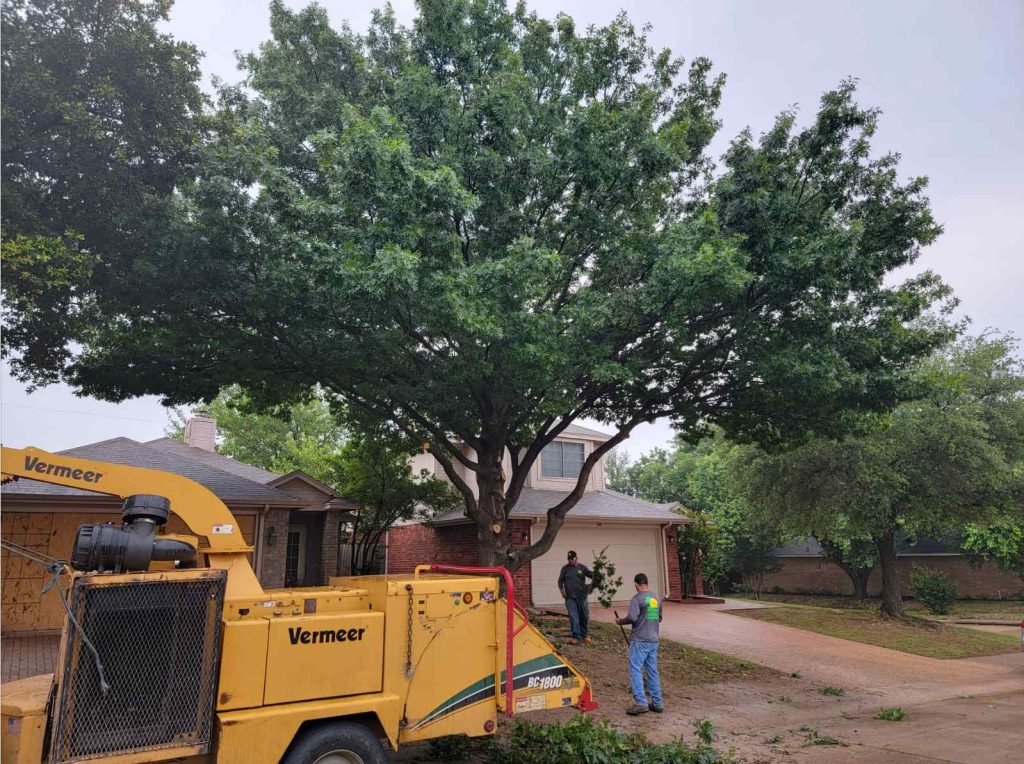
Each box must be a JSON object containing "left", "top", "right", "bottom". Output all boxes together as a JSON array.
[
  {"left": 1, "top": 445, "right": 264, "bottom": 595},
  {"left": 2, "top": 445, "right": 249, "bottom": 553}
]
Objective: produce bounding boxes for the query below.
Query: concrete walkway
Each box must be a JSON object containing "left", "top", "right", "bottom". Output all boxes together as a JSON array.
[
  {"left": 590, "top": 602, "right": 1024, "bottom": 705},
  {"left": 1, "top": 633, "right": 59, "bottom": 683}
]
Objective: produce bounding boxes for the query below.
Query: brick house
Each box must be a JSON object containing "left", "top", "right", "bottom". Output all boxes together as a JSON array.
[
  {"left": 386, "top": 423, "right": 692, "bottom": 607},
  {"left": 763, "top": 537, "right": 1024, "bottom": 599},
  {"left": 1, "top": 417, "right": 357, "bottom": 633}
]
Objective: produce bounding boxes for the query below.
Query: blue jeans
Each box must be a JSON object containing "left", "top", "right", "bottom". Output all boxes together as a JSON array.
[
  {"left": 629, "top": 640, "right": 663, "bottom": 707},
  {"left": 565, "top": 597, "right": 589, "bottom": 639}
]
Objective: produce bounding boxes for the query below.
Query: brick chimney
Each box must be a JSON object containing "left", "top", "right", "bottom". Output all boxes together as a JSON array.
[{"left": 184, "top": 415, "right": 217, "bottom": 451}]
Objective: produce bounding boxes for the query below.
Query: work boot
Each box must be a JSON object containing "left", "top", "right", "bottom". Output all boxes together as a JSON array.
[
  {"left": 583, "top": 636, "right": 593, "bottom": 645},
  {"left": 648, "top": 703, "right": 664, "bottom": 713},
  {"left": 626, "top": 703, "right": 649, "bottom": 716},
  {"left": 566, "top": 637, "right": 578, "bottom": 645}
]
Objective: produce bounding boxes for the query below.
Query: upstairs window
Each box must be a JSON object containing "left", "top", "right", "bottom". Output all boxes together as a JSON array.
[{"left": 541, "top": 441, "right": 585, "bottom": 478}]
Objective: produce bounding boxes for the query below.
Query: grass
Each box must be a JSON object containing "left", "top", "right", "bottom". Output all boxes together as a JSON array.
[
  {"left": 820, "top": 686, "right": 845, "bottom": 696},
  {"left": 532, "top": 615, "right": 778, "bottom": 685},
  {"left": 733, "top": 604, "right": 1020, "bottom": 659},
  {"left": 875, "top": 707, "right": 907, "bottom": 721},
  {"left": 748, "top": 594, "right": 1024, "bottom": 622},
  {"left": 800, "top": 727, "right": 844, "bottom": 747}
]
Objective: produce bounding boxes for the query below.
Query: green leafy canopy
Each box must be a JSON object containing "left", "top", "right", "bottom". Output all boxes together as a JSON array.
[
  {"left": 743, "top": 333, "right": 1024, "bottom": 615},
  {"left": 3, "top": 0, "right": 954, "bottom": 568}
]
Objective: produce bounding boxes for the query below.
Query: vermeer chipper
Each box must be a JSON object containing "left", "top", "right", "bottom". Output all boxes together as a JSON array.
[{"left": 0, "top": 445, "right": 596, "bottom": 764}]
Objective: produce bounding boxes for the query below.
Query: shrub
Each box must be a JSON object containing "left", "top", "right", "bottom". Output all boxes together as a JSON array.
[
  {"left": 820, "top": 686, "right": 845, "bottom": 696},
  {"left": 875, "top": 707, "right": 907, "bottom": 721},
  {"left": 911, "top": 566, "right": 957, "bottom": 615},
  {"left": 425, "top": 734, "right": 472, "bottom": 761},
  {"left": 802, "top": 730, "right": 842, "bottom": 747},
  {"left": 589, "top": 546, "right": 624, "bottom": 609},
  {"left": 485, "top": 715, "right": 727, "bottom": 764}
]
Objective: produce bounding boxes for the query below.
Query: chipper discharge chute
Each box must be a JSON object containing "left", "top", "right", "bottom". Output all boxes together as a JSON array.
[{"left": 0, "top": 445, "right": 595, "bottom": 764}]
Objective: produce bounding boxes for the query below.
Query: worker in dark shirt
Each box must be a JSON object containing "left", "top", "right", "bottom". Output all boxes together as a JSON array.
[
  {"left": 557, "top": 550, "right": 594, "bottom": 644},
  {"left": 615, "top": 572, "right": 663, "bottom": 715}
]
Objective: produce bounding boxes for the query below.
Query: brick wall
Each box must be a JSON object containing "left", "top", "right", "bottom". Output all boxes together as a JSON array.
[
  {"left": 664, "top": 526, "right": 683, "bottom": 600},
  {"left": 260, "top": 509, "right": 291, "bottom": 589},
  {"left": 321, "top": 510, "right": 342, "bottom": 581},
  {"left": 763, "top": 555, "right": 1024, "bottom": 599},
  {"left": 387, "top": 520, "right": 534, "bottom": 605}
]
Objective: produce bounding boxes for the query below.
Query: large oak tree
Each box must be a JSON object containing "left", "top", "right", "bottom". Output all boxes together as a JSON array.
[
  {"left": 1, "top": 0, "right": 205, "bottom": 379},
  {"left": 4, "top": 0, "right": 952, "bottom": 570}
]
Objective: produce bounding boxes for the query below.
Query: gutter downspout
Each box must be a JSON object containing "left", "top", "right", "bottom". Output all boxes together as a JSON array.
[
  {"left": 660, "top": 523, "right": 672, "bottom": 600},
  {"left": 254, "top": 503, "right": 270, "bottom": 579}
]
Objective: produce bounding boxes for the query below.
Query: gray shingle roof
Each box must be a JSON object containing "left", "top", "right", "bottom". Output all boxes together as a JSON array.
[
  {"left": 560, "top": 423, "right": 612, "bottom": 440},
  {"left": 2, "top": 437, "right": 304, "bottom": 505},
  {"left": 430, "top": 488, "right": 689, "bottom": 525},
  {"left": 774, "top": 536, "right": 960, "bottom": 557},
  {"left": 144, "top": 437, "right": 281, "bottom": 484}
]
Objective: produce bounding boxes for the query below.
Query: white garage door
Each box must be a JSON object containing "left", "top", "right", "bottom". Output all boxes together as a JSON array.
[{"left": 531, "top": 524, "right": 664, "bottom": 607}]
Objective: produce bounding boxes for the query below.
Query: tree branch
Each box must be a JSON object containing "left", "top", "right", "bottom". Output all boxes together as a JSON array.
[{"left": 511, "top": 415, "right": 653, "bottom": 567}]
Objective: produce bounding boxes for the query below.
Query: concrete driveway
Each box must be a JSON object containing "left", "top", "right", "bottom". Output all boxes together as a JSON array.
[
  {"left": 591, "top": 601, "right": 1024, "bottom": 704},
  {"left": 586, "top": 602, "right": 1024, "bottom": 762}
]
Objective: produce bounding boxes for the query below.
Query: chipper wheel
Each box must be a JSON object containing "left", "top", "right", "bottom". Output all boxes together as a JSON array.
[{"left": 282, "top": 721, "right": 389, "bottom": 764}]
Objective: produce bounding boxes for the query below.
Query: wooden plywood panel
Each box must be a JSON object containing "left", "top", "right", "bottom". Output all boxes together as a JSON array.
[{"left": 2, "top": 506, "right": 261, "bottom": 632}]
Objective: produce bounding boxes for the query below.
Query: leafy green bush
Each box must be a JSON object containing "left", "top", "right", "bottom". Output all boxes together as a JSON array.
[
  {"left": 875, "top": 707, "right": 906, "bottom": 721},
  {"left": 820, "top": 686, "right": 845, "bottom": 696},
  {"left": 425, "top": 734, "right": 472, "bottom": 761},
  {"left": 589, "top": 546, "right": 624, "bottom": 609},
  {"left": 911, "top": 566, "right": 957, "bottom": 615},
  {"left": 485, "top": 715, "right": 727, "bottom": 764}
]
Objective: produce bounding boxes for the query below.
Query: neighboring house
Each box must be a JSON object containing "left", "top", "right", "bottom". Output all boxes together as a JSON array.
[
  {"left": 764, "top": 538, "right": 1024, "bottom": 600},
  {"left": 387, "top": 423, "right": 692, "bottom": 607},
  {"left": 1, "top": 417, "right": 357, "bottom": 633}
]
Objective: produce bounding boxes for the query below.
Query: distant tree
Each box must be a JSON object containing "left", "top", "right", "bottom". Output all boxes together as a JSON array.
[
  {"left": 334, "top": 422, "right": 459, "bottom": 575},
  {"left": 603, "top": 449, "right": 633, "bottom": 495},
  {"left": 816, "top": 528, "right": 877, "bottom": 600},
  {"left": 614, "top": 434, "right": 784, "bottom": 594},
  {"left": 676, "top": 512, "right": 719, "bottom": 597},
  {"left": 2, "top": 0, "right": 204, "bottom": 382},
  {"left": 605, "top": 443, "right": 700, "bottom": 505},
  {"left": 747, "top": 334, "right": 1024, "bottom": 618},
  {"left": 170, "top": 387, "right": 458, "bottom": 574},
  {"left": 962, "top": 517, "right": 1024, "bottom": 583},
  {"left": 168, "top": 385, "right": 346, "bottom": 482},
  {"left": 8, "top": 1, "right": 952, "bottom": 571}
]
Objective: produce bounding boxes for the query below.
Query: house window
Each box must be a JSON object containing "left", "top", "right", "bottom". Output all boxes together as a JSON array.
[
  {"left": 541, "top": 441, "right": 585, "bottom": 478},
  {"left": 284, "top": 525, "right": 307, "bottom": 587}
]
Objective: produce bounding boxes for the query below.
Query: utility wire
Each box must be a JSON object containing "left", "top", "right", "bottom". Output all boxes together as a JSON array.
[{"left": 1, "top": 402, "right": 170, "bottom": 425}]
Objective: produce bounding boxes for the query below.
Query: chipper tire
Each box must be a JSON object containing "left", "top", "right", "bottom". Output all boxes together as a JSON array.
[{"left": 283, "top": 721, "right": 389, "bottom": 764}]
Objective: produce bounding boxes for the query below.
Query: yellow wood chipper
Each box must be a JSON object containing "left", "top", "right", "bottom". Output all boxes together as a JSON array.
[{"left": 0, "top": 445, "right": 596, "bottom": 764}]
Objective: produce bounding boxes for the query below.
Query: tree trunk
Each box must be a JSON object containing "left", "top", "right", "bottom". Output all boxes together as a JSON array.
[
  {"left": 836, "top": 562, "right": 871, "bottom": 600},
  {"left": 876, "top": 529, "right": 905, "bottom": 618},
  {"left": 475, "top": 451, "right": 513, "bottom": 570},
  {"left": 852, "top": 570, "right": 870, "bottom": 600}
]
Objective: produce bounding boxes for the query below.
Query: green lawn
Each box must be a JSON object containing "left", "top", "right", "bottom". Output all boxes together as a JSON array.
[
  {"left": 746, "top": 594, "right": 1024, "bottom": 623},
  {"left": 733, "top": 604, "right": 1020, "bottom": 659}
]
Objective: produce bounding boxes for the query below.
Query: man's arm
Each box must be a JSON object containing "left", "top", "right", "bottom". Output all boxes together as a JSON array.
[
  {"left": 557, "top": 566, "right": 567, "bottom": 598},
  {"left": 616, "top": 595, "right": 641, "bottom": 626},
  {"left": 582, "top": 565, "right": 594, "bottom": 580}
]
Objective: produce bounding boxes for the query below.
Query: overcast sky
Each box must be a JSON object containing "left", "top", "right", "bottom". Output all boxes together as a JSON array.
[{"left": 2, "top": 0, "right": 1021, "bottom": 456}]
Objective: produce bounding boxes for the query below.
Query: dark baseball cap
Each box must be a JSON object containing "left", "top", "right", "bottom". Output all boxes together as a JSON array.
[{"left": 567, "top": 550, "right": 577, "bottom": 560}]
